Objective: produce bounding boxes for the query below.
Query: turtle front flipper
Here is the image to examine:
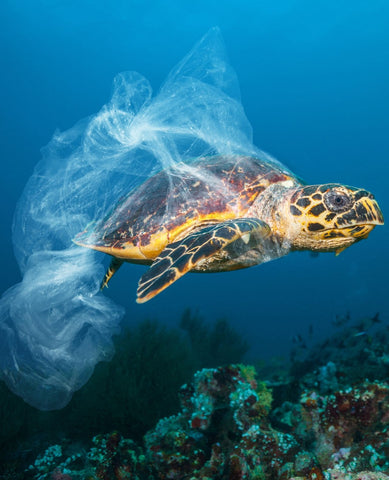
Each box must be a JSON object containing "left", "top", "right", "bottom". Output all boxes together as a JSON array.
[{"left": 136, "top": 218, "right": 270, "bottom": 303}]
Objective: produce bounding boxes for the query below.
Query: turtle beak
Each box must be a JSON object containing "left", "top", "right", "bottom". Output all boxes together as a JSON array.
[
  {"left": 356, "top": 195, "right": 384, "bottom": 226},
  {"left": 336, "top": 193, "right": 384, "bottom": 233},
  {"left": 346, "top": 224, "right": 376, "bottom": 240},
  {"left": 351, "top": 195, "right": 384, "bottom": 239},
  {"left": 333, "top": 194, "right": 383, "bottom": 248}
]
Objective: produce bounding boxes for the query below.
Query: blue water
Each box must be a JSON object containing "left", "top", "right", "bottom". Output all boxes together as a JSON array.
[{"left": 1, "top": 0, "right": 388, "bottom": 371}]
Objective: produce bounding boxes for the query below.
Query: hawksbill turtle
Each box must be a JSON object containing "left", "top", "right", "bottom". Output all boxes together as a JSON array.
[{"left": 74, "top": 155, "right": 384, "bottom": 303}]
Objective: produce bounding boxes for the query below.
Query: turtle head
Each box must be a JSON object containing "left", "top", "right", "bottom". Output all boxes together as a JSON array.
[{"left": 287, "top": 183, "right": 384, "bottom": 254}]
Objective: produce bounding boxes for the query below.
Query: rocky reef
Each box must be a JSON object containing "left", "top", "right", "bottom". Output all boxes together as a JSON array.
[
  {"left": 26, "top": 362, "right": 389, "bottom": 479},
  {"left": 3, "top": 312, "right": 389, "bottom": 479}
]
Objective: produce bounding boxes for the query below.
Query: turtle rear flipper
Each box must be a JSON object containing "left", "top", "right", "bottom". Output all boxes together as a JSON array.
[
  {"left": 101, "top": 257, "right": 124, "bottom": 289},
  {"left": 136, "top": 218, "right": 270, "bottom": 303}
]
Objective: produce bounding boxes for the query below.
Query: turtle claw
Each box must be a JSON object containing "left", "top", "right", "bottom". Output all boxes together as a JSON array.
[{"left": 136, "top": 218, "right": 269, "bottom": 303}]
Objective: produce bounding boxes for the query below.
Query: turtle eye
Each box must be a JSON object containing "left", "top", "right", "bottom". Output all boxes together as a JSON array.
[{"left": 324, "top": 190, "right": 352, "bottom": 212}]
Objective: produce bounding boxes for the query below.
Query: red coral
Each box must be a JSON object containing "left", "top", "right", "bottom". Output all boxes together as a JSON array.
[
  {"left": 293, "top": 382, "right": 389, "bottom": 470},
  {"left": 51, "top": 470, "right": 73, "bottom": 480}
]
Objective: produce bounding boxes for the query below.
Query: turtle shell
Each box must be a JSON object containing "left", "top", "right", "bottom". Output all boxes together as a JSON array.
[{"left": 75, "top": 155, "right": 297, "bottom": 260}]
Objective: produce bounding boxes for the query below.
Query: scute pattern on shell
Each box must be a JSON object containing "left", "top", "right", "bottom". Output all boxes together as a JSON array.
[{"left": 90, "top": 155, "right": 295, "bottom": 250}]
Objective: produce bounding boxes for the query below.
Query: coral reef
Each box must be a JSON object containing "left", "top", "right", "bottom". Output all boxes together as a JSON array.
[
  {"left": 25, "top": 433, "right": 152, "bottom": 480},
  {"left": 3, "top": 312, "right": 389, "bottom": 479},
  {"left": 143, "top": 364, "right": 291, "bottom": 479},
  {"left": 0, "top": 311, "right": 249, "bottom": 475},
  {"left": 25, "top": 361, "right": 389, "bottom": 480},
  {"left": 275, "top": 381, "right": 389, "bottom": 474}
]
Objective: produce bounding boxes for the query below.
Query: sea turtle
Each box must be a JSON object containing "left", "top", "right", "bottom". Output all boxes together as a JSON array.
[{"left": 74, "top": 155, "right": 384, "bottom": 303}]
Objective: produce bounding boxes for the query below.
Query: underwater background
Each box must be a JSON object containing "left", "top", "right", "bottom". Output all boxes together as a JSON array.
[
  {"left": 1, "top": 0, "right": 388, "bottom": 358},
  {"left": 0, "top": 0, "right": 388, "bottom": 477}
]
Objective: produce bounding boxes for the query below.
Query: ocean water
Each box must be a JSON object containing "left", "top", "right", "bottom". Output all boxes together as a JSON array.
[{"left": 0, "top": 0, "right": 388, "bottom": 412}]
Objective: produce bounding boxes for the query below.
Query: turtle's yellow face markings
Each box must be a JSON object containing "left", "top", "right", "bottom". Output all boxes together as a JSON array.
[{"left": 288, "top": 184, "right": 384, "bottom": 252}]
